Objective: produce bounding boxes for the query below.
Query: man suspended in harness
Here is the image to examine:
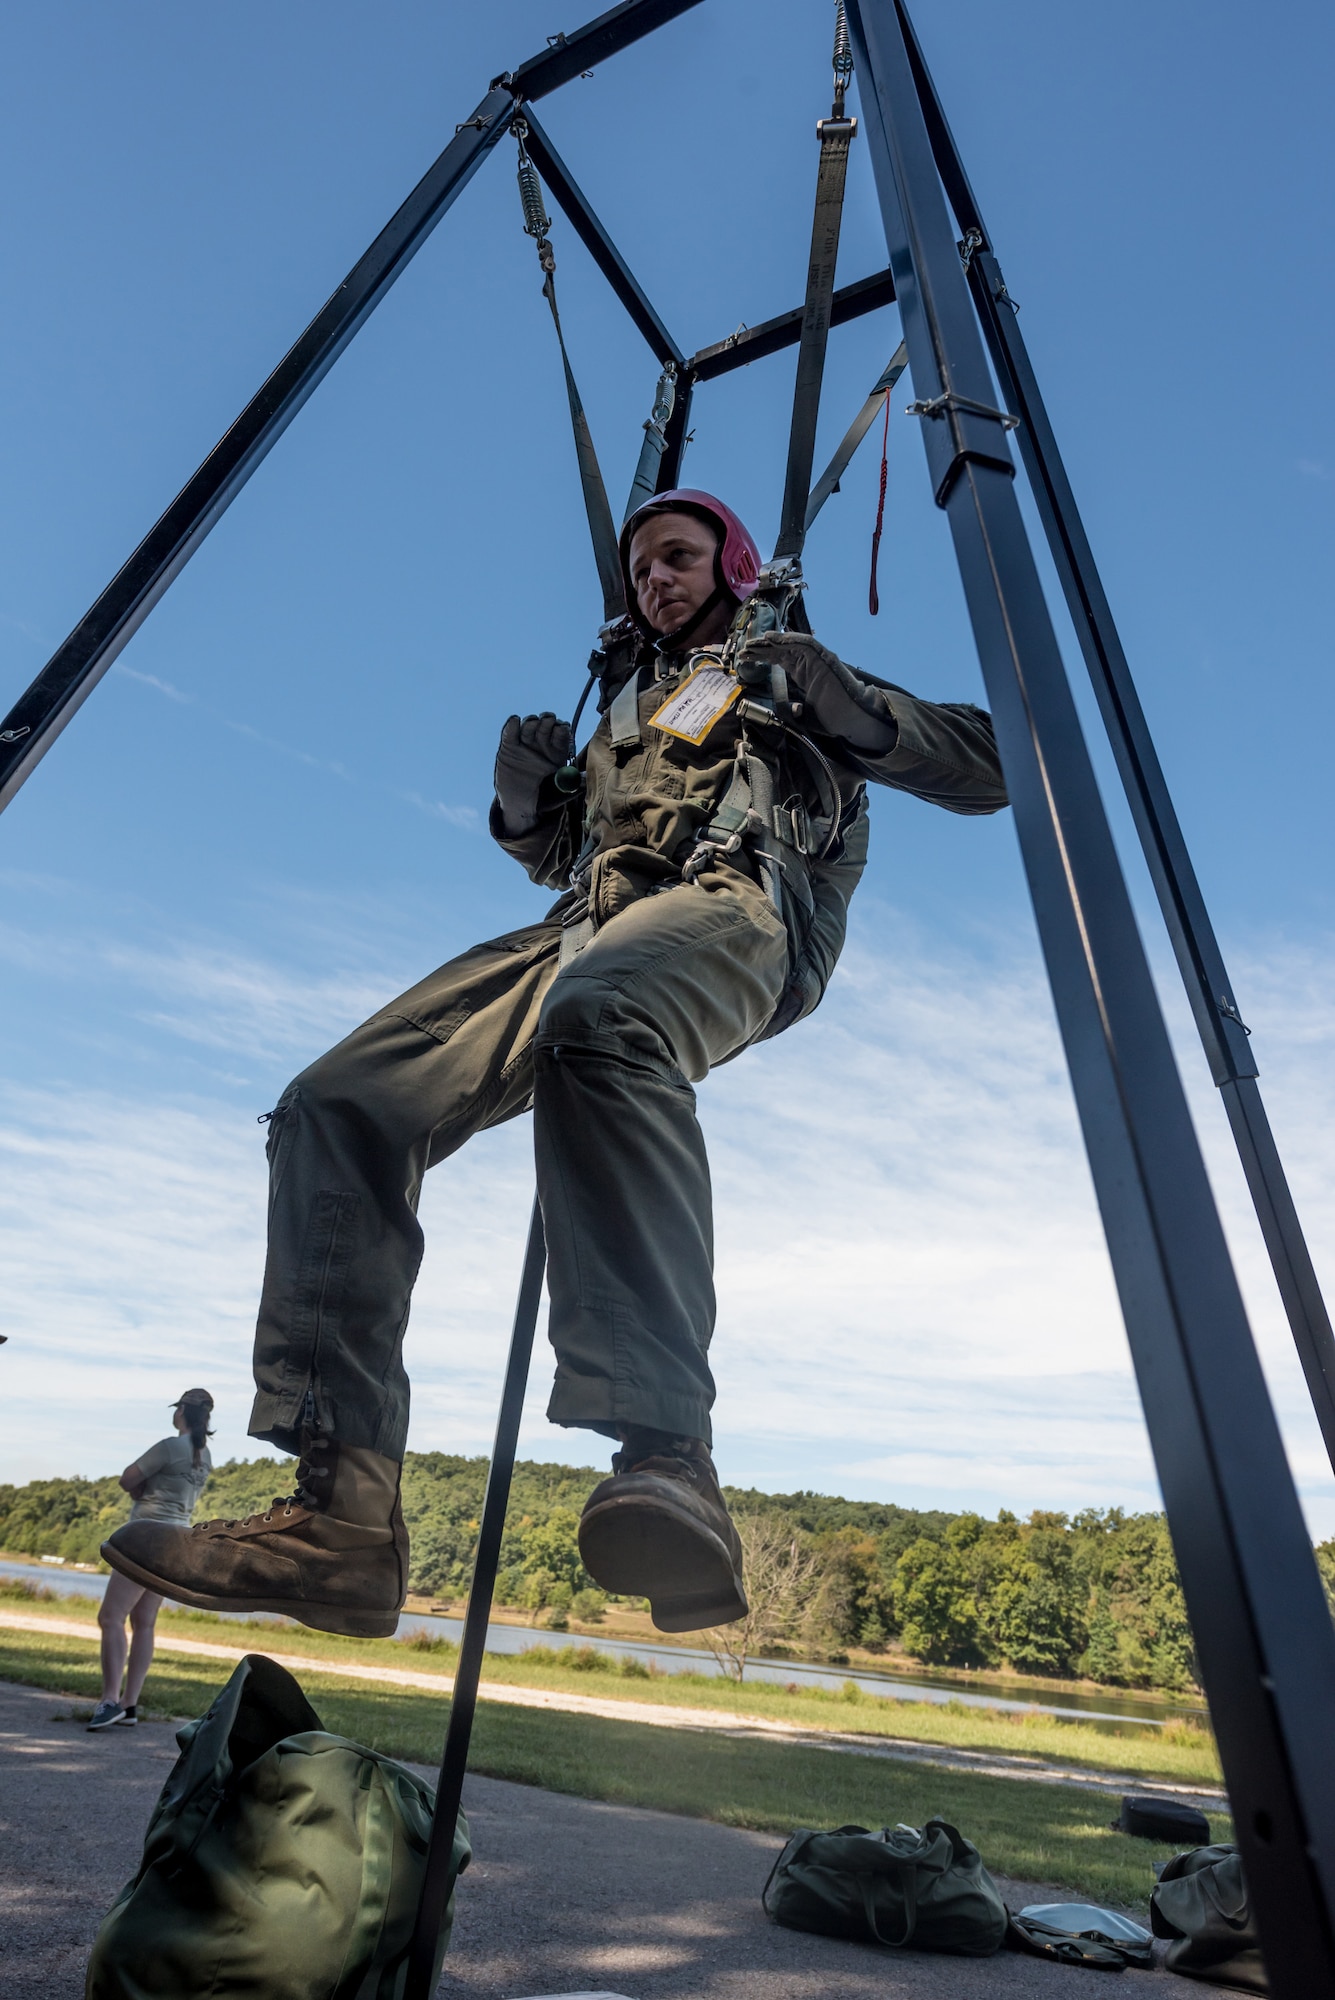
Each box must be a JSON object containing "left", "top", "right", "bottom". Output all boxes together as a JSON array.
[{"left": 101, "top": 489, "right": 1008, "bottom": 1639}]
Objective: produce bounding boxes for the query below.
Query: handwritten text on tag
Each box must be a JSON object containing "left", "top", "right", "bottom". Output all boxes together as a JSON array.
[{"left": 648, "top": 661, "right": 741, "bottom": 746}]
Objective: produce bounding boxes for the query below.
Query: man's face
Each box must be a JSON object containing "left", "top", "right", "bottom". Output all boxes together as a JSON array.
[{"left": 627, "top": 511, "right": 727, "bottom": 641}]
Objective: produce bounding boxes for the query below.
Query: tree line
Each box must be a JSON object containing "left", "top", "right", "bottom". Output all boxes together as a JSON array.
[{"left": 7, "top": 1451, "right": 1335, "bottom": 1696}]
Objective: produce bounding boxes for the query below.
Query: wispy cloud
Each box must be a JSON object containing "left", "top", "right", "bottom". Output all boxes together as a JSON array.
[
  {"left": 112, "top": 663, "right": 478, "bottom": 829},
  {"left": 0, "top": 610, "right": 52, "bottom": 652},
  {"left": 0, "top": 1077, "right": 540, "bottom": 1482},
  {"left": 397, "top": 792, "right": 479, "bottom": 828},
  {"left": 116, "top": 665, "right": 191, "bottom": 704},
  {"left": 0, "top": 920, "right": 392, "bottom": 1067},
  {"left": 2, "top": 908, "right": 1333, "bottom": 1541}
]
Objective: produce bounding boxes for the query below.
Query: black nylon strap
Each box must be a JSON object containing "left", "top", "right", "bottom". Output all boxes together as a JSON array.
[
  {"left": 774, "top": 117, "right": 857, "bottom": 561},
  {"left": 541, "top": 269, "right": 626, "bottom": 624},
  {"left": 805, "top": 341, "right": 909, "bottom": 531}
]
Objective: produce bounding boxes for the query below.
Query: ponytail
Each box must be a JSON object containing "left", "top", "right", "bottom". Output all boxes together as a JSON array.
[{"left": 175, "top": 1391, "right": 215, "bottom": 1469}]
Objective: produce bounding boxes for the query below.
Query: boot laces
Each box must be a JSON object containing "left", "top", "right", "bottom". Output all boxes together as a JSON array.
[
  {"left": 613, "top": 1442, "right": 702, "bottom": 1482},
  {"left": 293, "top": 1433, "right": 335, "bottom": 1510},
  {"left": 191, "top": 1437, "right": 334, "bottom": 1535},
  {"left": 192, "top": 1494, "right": 304, "bottom": 1535}
]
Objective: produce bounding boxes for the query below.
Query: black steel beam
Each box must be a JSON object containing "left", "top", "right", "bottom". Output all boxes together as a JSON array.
[
  {"left": 403, "top": 1202, "right": 547, "bottom": 2000},
  {"left": 889, "top": 4, "right": 1335, "bottom": 1469},
  {"left": 850, "top": 1, "right": 1335, "bottom": 1990},
  {"left": 687, "top": 266, "right": 896, "bottom": 381},
  {"left": 506, "top": 0, "right": 705, "bottom": 101},
  {"left": 891, "top": 0, "right": 986, "bottom": 245},
  {"left": 969, "top": 249, "right": 1259, "bottom": 1091},
  {"left": 519, "top": 108, "right": 685, "bottom": 367},
  {"left": 0, "top": 0, "right": 706, "bottom": 817},
  {"left": 967, "top": 242, "right": 1335, "bottom": 1472},
  {"left": 0, "top": 87, "right": 516, "bottom": 813},
  {"left": 1221, "top": 1073, "right": 1335, "bottom": 1454}
]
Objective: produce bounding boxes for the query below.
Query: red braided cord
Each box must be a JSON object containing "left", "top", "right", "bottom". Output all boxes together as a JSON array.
[{"left": 868, "top": 388, "right": 891, "bottom": 616}]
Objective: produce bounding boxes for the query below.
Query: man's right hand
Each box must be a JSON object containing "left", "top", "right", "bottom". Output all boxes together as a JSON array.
[{"left": 494, "top": 712, "right": 574, "bottom": 835}]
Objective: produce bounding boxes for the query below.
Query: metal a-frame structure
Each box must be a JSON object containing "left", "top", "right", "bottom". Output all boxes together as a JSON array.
[{"left": 4, "top": 3, "right": 1335, "bottom": 1990}]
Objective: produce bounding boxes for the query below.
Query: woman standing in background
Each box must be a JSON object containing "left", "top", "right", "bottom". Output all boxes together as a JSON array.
[{"left": 87, "top": 1389, "right": 214, "bottom": 1730}]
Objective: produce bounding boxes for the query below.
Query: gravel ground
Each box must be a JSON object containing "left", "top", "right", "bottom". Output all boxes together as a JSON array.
[{"left": 0, "top": 1677, "right": 1171, "bottom": 1999}]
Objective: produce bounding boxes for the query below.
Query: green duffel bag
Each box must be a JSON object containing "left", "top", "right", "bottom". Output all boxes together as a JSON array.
[
  {"left": 1151, "top": 1844, "right": 1267, "bottom": 1992},
  {"left": 86, "top": 1653, "right": 470, "bottom": 2000},
  {"left": 762, "top": 1819, "right": 1007, "bottom": 1956}
]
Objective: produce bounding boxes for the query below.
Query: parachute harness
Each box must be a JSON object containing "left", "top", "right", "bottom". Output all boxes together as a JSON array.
[
  {"left": 514, "top": 5, "right": 878, "bottom": 953},
  {"left": 676, "top": 0, "right": 864, "bottom": 919},
  {"left": 678, "top": 575, "right": 846, "bottom": 938}
]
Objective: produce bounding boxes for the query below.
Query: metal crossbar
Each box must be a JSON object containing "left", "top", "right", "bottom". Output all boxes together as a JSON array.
[{"left": 4, "top": 2, "right": 1334, "bottom": 1990}]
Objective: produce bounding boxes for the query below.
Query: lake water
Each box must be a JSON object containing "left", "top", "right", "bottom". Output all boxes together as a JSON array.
[{"left": 4, "top": 1557, "right": 1205, "bottom": 1734}]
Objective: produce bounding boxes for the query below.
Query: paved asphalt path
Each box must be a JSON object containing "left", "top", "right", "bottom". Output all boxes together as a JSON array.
[{"left": 1, "top": 1678, "right": 1171, "bottom": 1999}]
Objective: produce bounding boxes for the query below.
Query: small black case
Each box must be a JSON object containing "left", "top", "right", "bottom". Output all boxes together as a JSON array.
[{"left": 1114, "top": 1793, "right": 1211, "bottom": 1845}]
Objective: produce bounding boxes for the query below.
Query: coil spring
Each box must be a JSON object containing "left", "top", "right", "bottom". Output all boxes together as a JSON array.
[
  {"left": 517, "top": 157, "right": 550, "bottom": 240},
  {"left": 832, "top": 0, "right": 853, "bottom": 102},
  {"left": 514, "top": 125, "right": 551, "bottom": 241}
]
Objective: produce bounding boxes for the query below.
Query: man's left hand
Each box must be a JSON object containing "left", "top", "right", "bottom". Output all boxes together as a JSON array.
[{"left": 735, "top": 632, "right": 898, "bottom": 754}]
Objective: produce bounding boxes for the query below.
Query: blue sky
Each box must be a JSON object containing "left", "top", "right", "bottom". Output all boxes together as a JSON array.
[{"left": 2, "top": 1, "right": 1333, "bottom": 1534}]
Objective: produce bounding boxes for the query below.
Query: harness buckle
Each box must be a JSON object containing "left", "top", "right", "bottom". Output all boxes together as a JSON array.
[
  {"left": 777, "top": 799, "right": 812, "bottom": 855},
  {"left": 682, "top": 834, "right": 735, "bottom": 885}
]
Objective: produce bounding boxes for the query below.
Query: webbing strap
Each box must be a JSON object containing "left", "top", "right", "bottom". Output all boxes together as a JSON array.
[
  {"left": 541, "top": 272, "right": 625, "bottom": 625},
  {"left": 608, "top": 666, "right": 644, "bottom": 747},
  {"left": 623, "top": 363, "right": 677, "bottom": 525},
  {"left": 709, "top": 760, "right": 753, "bottom": 837},
  {"left": 773, "top": 114, "right": 857, "bottom": 561},
  {"left": 517, "top": 121, "right": 624, "bottom": 626},
  {"left": 743, "top": 752, "right": 785, "bottom": 918},
  {"left": 805, "top": 342, "right": 909, "bottom": 531},
  {"left": 558, "top": 912, "right": 596, "bottom": 966}
]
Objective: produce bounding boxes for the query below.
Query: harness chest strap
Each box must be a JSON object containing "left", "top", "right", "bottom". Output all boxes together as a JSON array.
[{"left": 565, "top": 664, "right": 840, "bottom": 962}]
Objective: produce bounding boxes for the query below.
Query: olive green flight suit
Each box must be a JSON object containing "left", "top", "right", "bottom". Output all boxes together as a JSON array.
[{"left": 248, "top": 639, "right": 1007, "bottom": 1462}]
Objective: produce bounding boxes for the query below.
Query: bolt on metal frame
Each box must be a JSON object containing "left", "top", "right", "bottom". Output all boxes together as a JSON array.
[{"left": 3, "top": 2, "right": 1334, "bottom": 1990}]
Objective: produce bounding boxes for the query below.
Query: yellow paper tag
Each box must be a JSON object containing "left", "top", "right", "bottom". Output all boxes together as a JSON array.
[{"left": 648, "top": 659, "right": 742, "bottom": 745}]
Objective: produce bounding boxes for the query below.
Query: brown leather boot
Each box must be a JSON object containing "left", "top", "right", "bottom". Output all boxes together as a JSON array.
[
  {"left": 577, "top": 1434, "right": 748, "bottom": 1634},
  {"left": 101, "top": 1433, "right": 408, "bottom": 1639}
]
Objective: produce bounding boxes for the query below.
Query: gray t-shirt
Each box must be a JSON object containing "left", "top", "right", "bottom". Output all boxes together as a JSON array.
[{"left": 128, "top": 1434, "right": 212, "bottom": 1525}]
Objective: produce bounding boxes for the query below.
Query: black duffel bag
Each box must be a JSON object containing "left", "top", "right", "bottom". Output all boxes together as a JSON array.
[
  {"left": 762, "top": 1819, "right": 1007, "bottom": 1957},
  {"left": 1115, "top": 1793, "right": 1211, "bottom": 1845}
]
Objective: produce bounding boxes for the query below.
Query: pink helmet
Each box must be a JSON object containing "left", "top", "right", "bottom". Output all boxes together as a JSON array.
[{"left": 619, "top": 488, "right": 762, "bottom": 638}]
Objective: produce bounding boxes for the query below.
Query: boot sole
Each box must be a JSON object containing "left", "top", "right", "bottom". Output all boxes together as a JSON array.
[
  {"left": 99, "top": 1541, "right": 401, "bottom": 1640},
  {"left": 577, "top": 1498, "right": 748, "bottom": 1633}
]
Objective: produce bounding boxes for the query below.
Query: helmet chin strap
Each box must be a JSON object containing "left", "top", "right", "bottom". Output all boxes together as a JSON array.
[{"left": 653, "top": 584, "right": 730, "bottom": 654}]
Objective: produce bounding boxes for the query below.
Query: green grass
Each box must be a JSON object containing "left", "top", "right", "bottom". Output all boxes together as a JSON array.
[
  {"left": 1, "top": 1624, "right": 1227, "bottom": 1909},
  {"left": 2, "top": 1579, "right": 1221, "bottom": 1786}
]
